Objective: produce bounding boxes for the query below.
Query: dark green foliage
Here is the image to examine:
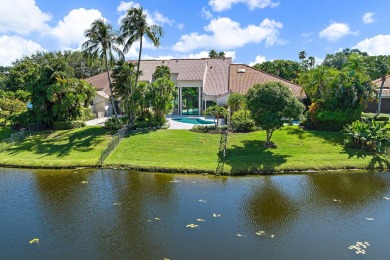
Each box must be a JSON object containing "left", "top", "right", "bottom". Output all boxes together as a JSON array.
[
  {"left": 208, "top": 50, "right": 225, "bottom": 58},
  {"left": 229, "top": 110, "right": 256, "bottom": 132},
  {"left": 344, "top": 120, "right": 389, "bottom": 152},
  {"left": 79, "top": 107, "right": 96, "bottom": 121},
  {"left": 362, "top": 113, "right": 390, "bottom": 122},
  {"left": 247, "top": 81, "right": 304, "bottom": 145},
  {"left": 227, "top": 93, "right": 246, "bottom": 113},
  {"left": 203, "top": 105, "right": 227, "bottom": 126},
  {"left": 54, "top": 121, "right": 86, "bottom": 130},
  {"left": 104, "top": 117, "right": 125, "bottom": 130},
  {"left": 252, "top": 60, "right": 304, "bottom": 82},
  {"left": 191, "top": 125, "right": 227, "bottom": 134},
  {"left": 305, "top": 104, "right": 361, "bottom": 131}
]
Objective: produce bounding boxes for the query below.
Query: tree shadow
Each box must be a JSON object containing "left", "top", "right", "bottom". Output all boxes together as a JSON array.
[
  {"left": 340, "top": 147, "right": 390, "bottom": 169},
  {"left": 224, "top": 140, "right": 291, "bottom": 174},
  {"left": 6, "top": 127, "right": 111, "bottom": 158},
  {"left": 285, "top": 126, "right": 344, "bottom": 145}
]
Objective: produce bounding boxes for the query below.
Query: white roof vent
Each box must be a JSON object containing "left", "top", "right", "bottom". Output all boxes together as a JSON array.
[{"left": 237, "top": 69, "right": 246, "bottom": 73}]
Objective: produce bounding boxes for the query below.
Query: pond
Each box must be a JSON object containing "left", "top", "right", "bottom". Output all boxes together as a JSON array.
[{"left": 1, "top": 168, "right": 390, "bottom": 259}]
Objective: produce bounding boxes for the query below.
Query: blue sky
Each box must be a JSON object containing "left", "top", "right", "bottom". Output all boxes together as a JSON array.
[{"left": 0, "top": 0, "right": 389, "bottom": 66}]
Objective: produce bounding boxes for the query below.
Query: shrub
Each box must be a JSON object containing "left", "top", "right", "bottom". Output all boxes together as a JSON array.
[
  {"left": 104, "top": 117, "right": 125, "bottom": 130},
  {"left": 54, "top": 121, "right": 86, "bottom": 130},
  {"left": 229, "top": 110, "right": 256, "bottom": 132},
  {"left": 362, "top": 113, "right": 389, "bottom": 122},
  {"left": 344, "top": 120, "right": 390, "bottom": 152},
  {"left": 79, "top": 107, "right": 96, "bottom": 121},
  {"left": 305, "top": 103, "right": 360, "bottom": 131},
  {"left": 191, "top": 125, "right": 227, "bottom": 134}
]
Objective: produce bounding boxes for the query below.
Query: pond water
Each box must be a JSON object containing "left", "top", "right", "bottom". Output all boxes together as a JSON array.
[{"left": 1, "top": 168, "right": 390, "bottom": 259}]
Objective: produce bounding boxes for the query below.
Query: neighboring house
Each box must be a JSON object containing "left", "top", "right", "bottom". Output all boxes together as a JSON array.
[
  {"left": 85, "top": 58, "right": 305, "bottom": 116},
  {"left": 365, "top": 75, "right": 390, "bottom": 114}
]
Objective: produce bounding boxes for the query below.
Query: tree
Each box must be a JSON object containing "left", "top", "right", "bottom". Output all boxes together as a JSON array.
[
  {"left": 371, "top": 56, "right": 390, "bottom": 114},
  {"left": 209, "top": 50, "right": 225, "bottom": 58},
  {"left": 204, "top": 105, "right": 227, "bottom": 126},
  {"left": 119, "top": 7, "right": 163, "bottom": 124},
  {"left": 247, "top": 82, "right": 304, "bottom": 146},
  {"left": 0, "top": 98, "right": 26, "bottom": 125},
  {"left": 153, "top": 65, "right": 171, "bottom": 80},
  {"left": 298, "top": 51, "right": 306, "bottom": 61},
  {"left": 227, "top": 93, "right": 246, "bottom": 113},
  {"left": 149, "top": 77, "right": 176, "bottom": 124},
  {"left": 252, "top": 60, "right": 304, "bottom": 82},
  {"left": 82, "top": 18, "right": 122, "bottom": 119},
  {"left": 308, "top": 56, "right": 316, "bottom": 69}
]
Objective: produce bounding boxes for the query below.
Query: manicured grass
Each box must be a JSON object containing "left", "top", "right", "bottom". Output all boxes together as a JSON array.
[
  {"left": 225, "top": 126, "right": 388, "bottom": 173},
  {"left": 106, "top": 126, "right": 389, "bottom": 174},
  {"left": 0, "top": 126, "right": 114, "bottom": 168},
  {"left": 106, "top": 130, "right": 220, "bottom": 172}
]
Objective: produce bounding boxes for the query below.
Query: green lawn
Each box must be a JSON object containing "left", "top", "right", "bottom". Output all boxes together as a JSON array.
[
  {"left": 106, "top": 126, "right": 389, "bottom": 174},
  {"left": 0, "top": 126, "right": 114, "bottom": 168},
  {"left": 106, "top": 130, "right": 220, "bottom": 172},
  {"left": 0, "top": 125, "right": 388, "bottom": 173}
]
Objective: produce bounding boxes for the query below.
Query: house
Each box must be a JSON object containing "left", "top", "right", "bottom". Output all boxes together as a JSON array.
[
  {"left": 364, "top": 75, "right": 390, "bottom": 114},
  {"left": 85, "top": 58, "right": 305, "bottom": 116}
]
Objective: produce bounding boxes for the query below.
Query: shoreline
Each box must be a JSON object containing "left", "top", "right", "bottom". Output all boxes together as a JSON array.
[{"left": 0, "top": 163, "right": 384, "bottom": 175}]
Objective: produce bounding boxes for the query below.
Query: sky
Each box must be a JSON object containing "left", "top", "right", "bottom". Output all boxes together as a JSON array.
[{"left": 0, "top": 0, "right": 390, "bottom": 66}]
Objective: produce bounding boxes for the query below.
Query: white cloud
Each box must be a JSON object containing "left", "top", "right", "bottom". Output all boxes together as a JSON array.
[
  {"left": 173, "top": 17, "right": 284, "bottom": 52},
  {"left": 362, "top": 12, "right": 374, "bottom": 24},
  {"left": 249, "top": 55, "right": 266, "bottom": 66},
  {"left": 314, "top": 57, "right": 324, "bottom": 66},
  {"left": 353, "top": 35, "right": 390, "bottom": 55},
  {"left": 209, "top": 0, "right": 279, "bottom": 12},
  {"left": 117, "top": 1, "right": 173, "bottom": 26},
  {"left": 201, "top": 7, "right": 213, "bottom": 19},
  {"left": 0, "top": 35, "right": 45, "bottom": 66},
  {"left": 319, "top": 22, "right": 358, "bottom": 41},
  {"left": 177, "top": 23, "right": 185, "bottom": 30},
  {"left": 0, "top": 0, "right": 51, "bottom": 35},
  {"left": 48, "top": 8, "right": 103, "bottom": 49},
  {"left": 142, "top": 50, "right": 236, "bottom": 61}
]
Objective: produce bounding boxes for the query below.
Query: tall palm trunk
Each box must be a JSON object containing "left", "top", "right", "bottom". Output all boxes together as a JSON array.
[
  {"left": 104, "top": 55, "right": 118, "bottom": 118},
  {"left": 129, "top": 34, "right": 143, "bottom": 125},
  {"left": 377, "top": 76, "right": 386, "bottom": 115}
]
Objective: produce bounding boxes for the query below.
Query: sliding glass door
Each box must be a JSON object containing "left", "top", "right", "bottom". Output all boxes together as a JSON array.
[{"left": 181, "top": 87, "right": 199, "bottom": 115}]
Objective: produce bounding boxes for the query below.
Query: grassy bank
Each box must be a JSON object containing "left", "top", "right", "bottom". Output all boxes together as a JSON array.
[
  {"left": 0, "top": 126, "right": 388, "bottom": 173},
  {"left": 106, "top": 126, "right": 389, "bottom": 174},
  {"left": 106, "top": 130, "right": 220, "bottom": 172},
  {"left": 0, "top": 126, "right": 114, "bottom": 168}
]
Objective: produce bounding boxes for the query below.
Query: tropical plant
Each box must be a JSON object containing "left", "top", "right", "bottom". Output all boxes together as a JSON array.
[
  {"left": 119, "top": 7, "right": 164, "bottom": 124},
  {"left": 153, "top": 65, "right": 171, "bottom": 80},
  {"left": 149, "top": 77, "right": 176, "bottom": 124},
  {"left": 203, "top": 105, "right": 227, "bottom": 126},
  {"left": 229, "top": 110, "right": 256, "bottom": 132},
  {"left": 344, "top": 120, "right": 390, "bottom": 152},
  {"left": 208, "top": 50, "right": 225, "bottom": 58},
  {"left": 82, "top": 18, "right": 123, "bottom": 118},
  {"left": 247, "top": 81, "right": 304, "bottom": 146},
  {"left": 371, "top": 56, "right": 390, "bottom": 114},
  {"left": 227, "top": 93, "right": 246, "bottom": 114},
  {"left": 252, "top": 60, "right": 304, "bottom": 82}
]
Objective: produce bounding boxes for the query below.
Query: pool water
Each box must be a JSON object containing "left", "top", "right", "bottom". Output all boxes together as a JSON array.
[{"left": 172, "top": 117, "right": 214, "bottom": 125}]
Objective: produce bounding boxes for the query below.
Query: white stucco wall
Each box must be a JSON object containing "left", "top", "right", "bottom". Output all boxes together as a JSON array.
[{"left": 216, "top": 93, "right": 229, "bottom": 106}]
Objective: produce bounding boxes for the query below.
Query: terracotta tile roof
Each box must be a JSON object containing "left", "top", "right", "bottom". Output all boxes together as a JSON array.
[
  {"left": 204, "top": 58, "right": 232, "bottom": 95},
  {"left": 85, "top": 72, "right": 112, "bottom": 96},
  {"left": 229, "top": 64, "right": 306, "bottom": 99},
  {"left": 372, "top": 75, "right": 390, "bottom": 96}
]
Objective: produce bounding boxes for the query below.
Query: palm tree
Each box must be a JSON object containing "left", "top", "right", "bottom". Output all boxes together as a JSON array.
[
  {"left": 119, "top": 7, "right": 163, "bottom": 122},
  {"left": 374, "top": 56, "right": 390, "bottom": 114},
  {"left": 308, "top": 56, "right": 316, "bottom": 69},
  {"left": 82, "top": 19, "right": 123, "bottom": 118},
  {"left": 298, "top": 51, "right": 306, "bottom": 61},
  {"left": 153, "top": 65, "right": 171, "bottom": 80}
]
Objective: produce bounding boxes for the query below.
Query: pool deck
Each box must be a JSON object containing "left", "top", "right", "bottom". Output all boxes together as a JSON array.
[{"left": 166, "top": 115, "right": 215, "bottom": 129}]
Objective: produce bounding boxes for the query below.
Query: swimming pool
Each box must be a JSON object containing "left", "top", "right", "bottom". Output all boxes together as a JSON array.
[{"left": 172, "top": 117, "right": 214, "bottom": 125}]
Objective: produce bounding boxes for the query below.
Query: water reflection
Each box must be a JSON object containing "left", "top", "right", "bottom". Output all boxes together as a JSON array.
[
  {"left": 306, "top": 172, "right": 390, "bottom": 212},
  {"left": 243, "top": 177, "right": 299, "bottom": 233}
]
